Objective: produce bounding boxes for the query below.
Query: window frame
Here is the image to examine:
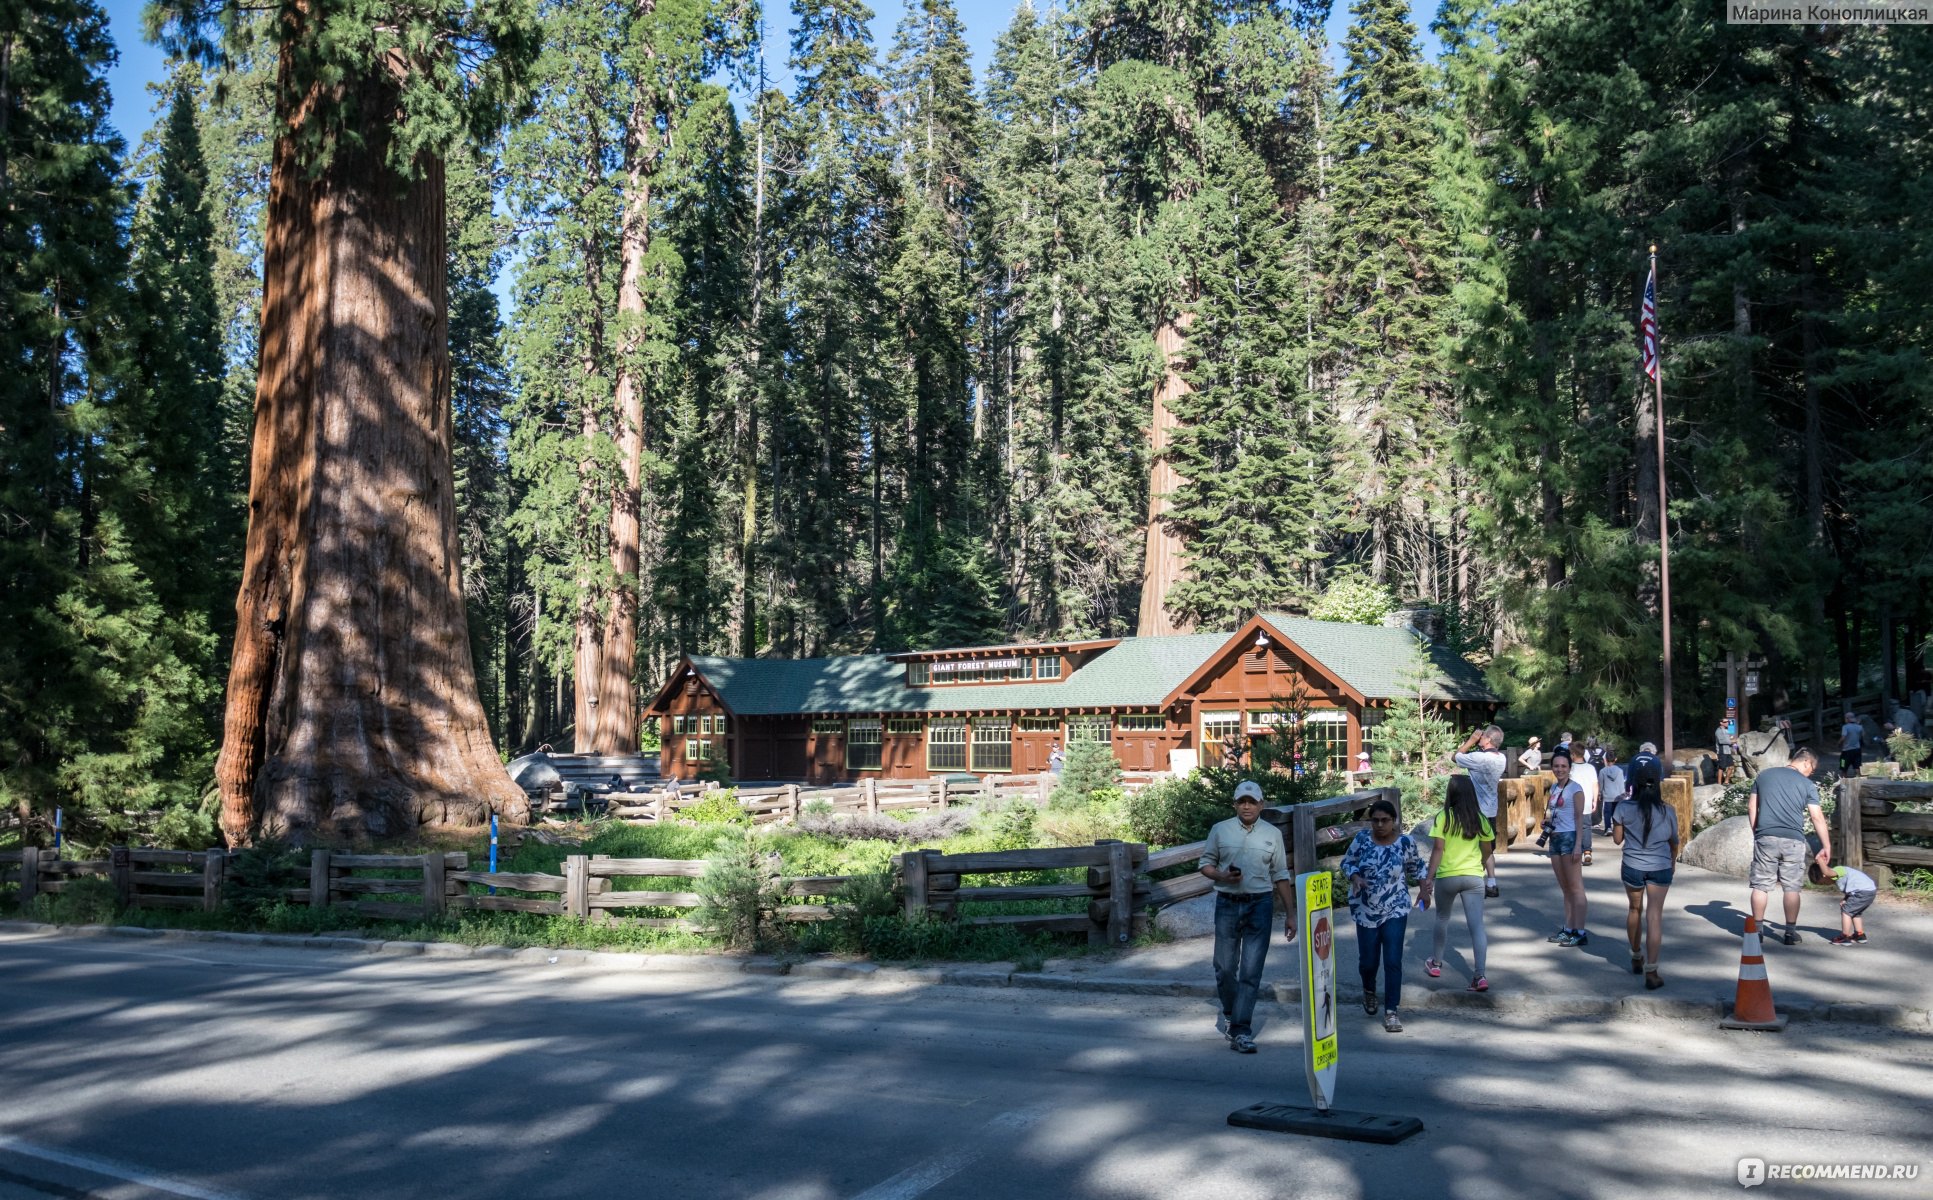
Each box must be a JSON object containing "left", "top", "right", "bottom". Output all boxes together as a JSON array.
[
  {"left": 846, "top": 719, "right": 884, "bottom": 771},
  {"left": 810, "top": 719, "right": 843, "bottom": 735},
  {"left": 926, "top": 718, "right": 968, "bottom": 771},
  {"left": 1066, "top": 716, "right": 1112, "bottom": 744},
  {"left": 1034, "top": 657, "right": 1063, "bottom": 680},
  {"left": 1018, "top": 716, "right": 1059, "bottom": 733},
  {"left": 1116, "top": 713, "right": 1164, "bottom": 732},
  {"left": 887, "top": 717, "right": 923, "bottom": 736},
  {"left": 970, "top": 719, "right": 1013, "bottom": 773}
]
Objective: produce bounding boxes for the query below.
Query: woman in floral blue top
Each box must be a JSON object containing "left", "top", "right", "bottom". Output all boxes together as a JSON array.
[{"left": 1339, "top": 798, "right": 1427, "bottom": 1033}]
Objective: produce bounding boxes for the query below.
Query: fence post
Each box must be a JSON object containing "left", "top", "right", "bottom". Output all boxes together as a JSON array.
[
  {"left": 936, "top": 778, "right": 950, "bottom": 809},
  {"left": 900, "top": 850, "right": 929, "bottom": 920},
  {"left": 1106, "top": 841, "right": 1135, "bottom": 946},
  {"left": 19, "top": 845, "right": 38, "bottom": 906},
  {"left": 1037, "top": 773, "right": 1052, "bottom": 804},
  {"left": 1290, "top": 805, "right": 1318, "bottom": 878},
  {"left": 1840, "top": 777, "right": 1865, "bottom": 871},
  {"left": 864, "top": 778, "right": 879, "bottom": 816},
  {"left": 421, "top": 852, "right": 447, "bottom": 919},
  {"left": 565, "top": 854, "right": 589, "bottom": 919},
  {"left": 202, "top": 848, "right": 225, "bottom": 913},
  {"left": 109, "top": 847, "right": 133, "bottom": 910},
  {"left": 786, "top": 783, "right": 802, "bottom": 822},
  {"left": 309, "top": 849, "right": 331, "bottom": 909}
]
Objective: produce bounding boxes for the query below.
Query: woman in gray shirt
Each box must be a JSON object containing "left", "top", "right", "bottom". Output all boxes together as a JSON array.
[{"left": 1613, "top": 773, "right": 1680, "bottom": 991}]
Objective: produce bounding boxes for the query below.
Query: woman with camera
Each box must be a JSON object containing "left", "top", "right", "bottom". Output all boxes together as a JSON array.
[
  {"left": 1422, "top": 775, "right": 1495, "bottom": 993},
  {"left": 1614, "top": 766, "right": 1679, "bottom": 989},
  {"left": 1544, "top": 749, "right": 1590, "bottom": 946},
  {"left": 1340, "top": 797, "right": 1428, "bottom": 1032}
]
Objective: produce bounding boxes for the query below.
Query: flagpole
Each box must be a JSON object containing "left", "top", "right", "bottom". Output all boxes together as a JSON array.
[{"left": 1652, "top": 245, "right": 1674, "bottom": 773}]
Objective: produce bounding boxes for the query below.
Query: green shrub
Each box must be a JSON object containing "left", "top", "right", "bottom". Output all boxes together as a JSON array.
[
  {"left": 677, "top": 789, "right": 750, "bottom": 827},
  {"left": 223, "top": 840, "right": 310, "bottom": 917},
  {"left": 31, "top": 876, "right": 122, "bottom": 925},
  {"left": 1049, "top": 741, "right": 1120, "bottom": 807},
  {"left": 802, "top": 797, "right": 835, "bottom": 817},
  {"left": 983, "top": 798, "right": 1039, "bottom": 850},
  {"left": 695, "top": 831, "right": 785, "bottom": 950},
  {"left": 1038, "top": 789, "right": 1130, "bottom": 846},
  {"left": 1888, "top": 731, "right": 1931, "bottom": 774},
  {"left": 1125, "top": 776, "right": 1226, "bottom": 846}
]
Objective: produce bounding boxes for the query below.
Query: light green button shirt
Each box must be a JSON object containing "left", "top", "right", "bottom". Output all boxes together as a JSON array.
[{"left": 1200, "top": 815, "right": 1290, "bottom": 895}]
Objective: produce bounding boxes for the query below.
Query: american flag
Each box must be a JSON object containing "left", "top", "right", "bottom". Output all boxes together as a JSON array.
[{"left": 1640, "top": 265, "right": 1660, "bottom": 381}]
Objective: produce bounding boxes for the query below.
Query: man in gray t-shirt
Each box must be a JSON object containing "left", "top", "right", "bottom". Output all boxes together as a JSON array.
[
  {"left": 1746, "top": 748, "right": 1833, "bottom": 945},
  {"left": 1452, "top": 724, "right": 1507, "bottom": 897}
]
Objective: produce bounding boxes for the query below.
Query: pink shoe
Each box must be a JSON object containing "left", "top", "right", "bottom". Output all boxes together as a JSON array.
[
  {"left": 1425, "top": 959, "right": 1442, "bottom": 978},
  {"left": 1468, "top": 975, "right": 1489, "bottom": 992}
]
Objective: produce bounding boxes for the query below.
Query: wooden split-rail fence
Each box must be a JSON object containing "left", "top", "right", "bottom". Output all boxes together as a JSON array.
[
  {"left": 1, "top": 787, "right": 1415, "bottom": 942},
  {"left": 602, "top": 771, "right": 1169, "bottom": 826},
  {"left": 1838, "top": 778, "right": 1933, "bottom": 873},
  {"left": 1494, "top": 772, "right": 1695, "bottom": 858}
]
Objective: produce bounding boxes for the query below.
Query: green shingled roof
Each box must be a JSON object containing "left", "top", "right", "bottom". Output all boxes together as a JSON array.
[
  {"left": 681, "top": 618, "right": 1493, "bottom": 717},
  {"left": 1257, "top": 613, "right": 1498, "bottom": 704},
  {"left": 686, "top": 633, "right": 1230, "bottom": 716}
]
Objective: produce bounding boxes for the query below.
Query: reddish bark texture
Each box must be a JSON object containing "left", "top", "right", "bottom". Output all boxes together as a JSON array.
[
  {"left": 1137, "top": 314, "right": 1194, "bottom": 637},
  {"left": 216, "top": 55, "right": 526, "bottom": 844}
]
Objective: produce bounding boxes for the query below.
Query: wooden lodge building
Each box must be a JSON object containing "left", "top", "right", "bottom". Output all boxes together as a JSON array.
[{"left": 644, "top": 612, "right": 1499, "bottom": 784}]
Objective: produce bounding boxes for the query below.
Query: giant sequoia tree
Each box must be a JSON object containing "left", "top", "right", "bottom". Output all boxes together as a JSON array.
[{"left": 153, "top": 0, "right": 538, "bottom": 842}]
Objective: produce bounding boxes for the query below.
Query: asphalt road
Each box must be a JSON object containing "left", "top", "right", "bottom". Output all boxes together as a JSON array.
[{"left": 1, "top": 932, "right": 1929, "bottom": 1200}]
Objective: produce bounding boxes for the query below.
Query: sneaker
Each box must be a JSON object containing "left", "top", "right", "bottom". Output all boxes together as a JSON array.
[
  {"left": 1231, "top": 1033, "right": 1257, "bottom": 1054},
  {"left": 1555, "top": 930, "right": 1582, "bottom": 947},
  {"left": 1467, "top": 976, "right": 1490, "bottom": 993},
  {"left": 1383, "top": 1010, "right": 1403, "bottom": 1033},
  {"left": 1853, "top": 933, "right": 1869, "bottom": 945},
  {"left": 1363, "top": 995, "right": 1380, "bottom": 1017},
  {"left": 1547, "top": 928, "right": 1571, "bottom": 943},
  {"left": 1571, "top": 931, "right": 1589, "bottom": 947},
  {"left": 1783, "top": 929, "right": 1800, "bottom": 946},
  {"left": 1424, "top": 958, "right": 1443, "bottom": 978},
  {"left": 1829, "top": 933, "right": 1855, "bottom": 947},
  {"left": 1581, "top": 851, "right": 1593, "bottom": 866},
  {"left": 1484, "top": 883, "right": 1500, "bottom": 899}
]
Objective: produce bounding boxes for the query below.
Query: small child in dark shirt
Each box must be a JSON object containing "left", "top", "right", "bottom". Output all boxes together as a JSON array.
[{"left": 1809, "top": 861, "right": 1877, "bottom": 946}]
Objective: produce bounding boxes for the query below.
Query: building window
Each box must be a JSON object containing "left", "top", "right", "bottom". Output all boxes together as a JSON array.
[
  {"left": 1201, "top": 711, "right": 1242, "bottom": 763},
  {"left": 684, "top": 738, "right": 713, "bottom": 763},
  {"left": 1067, "top": 716, "right": 1111, "bottom": 744},
  {"left": 1360, "top": 709, "right": 1381, "bottom": 761},
  {"left": 1018, "top": 716, "right": 1059, "bottom": 733},
  {"left": 971, "top": 719, "right": 1013, "bottom": 773},
  {"left": 1117, "top": 713, "right": 1164, "bottom": 732},
  {"left": 846, "top": 719, "right": 883, "bottom": 770},
  {"left": 908, "top": 662, "right": 930, "bottom": 686},
  {"left": 1304, "top": 710, "right": 1350, "bottom": 774},
  {"left": 887, "top": 718, "right": 923, "bottom": 735},
  {"left": 927, "top": 719, "right": 968, "bottom": 771},
  {"left": 1034, "top": 657, "right": 1062, "bottom": 680},
  {"left": 811, "top": 719, "right": 843, "bottom": 735}
]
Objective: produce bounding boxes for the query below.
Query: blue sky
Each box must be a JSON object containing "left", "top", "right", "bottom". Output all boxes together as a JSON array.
[{"left": 99, "top": 1, "right": 1440, "bottom": 150}]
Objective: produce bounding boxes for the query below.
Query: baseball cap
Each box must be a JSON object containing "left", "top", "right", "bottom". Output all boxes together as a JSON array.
[{"left": 1233, "top": 781, "right": 1265, "bottom": 804}]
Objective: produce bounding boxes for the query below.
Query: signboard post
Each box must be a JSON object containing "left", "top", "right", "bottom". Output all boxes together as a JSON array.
[
  {"left": 1301, "top": 870, "right": 1338, "bottom": 1112},
  {"left": 1225, "top": 853, "right": 1422, "bottom": 1145}
]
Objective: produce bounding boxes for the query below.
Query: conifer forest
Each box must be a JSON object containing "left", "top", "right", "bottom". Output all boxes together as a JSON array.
[{"left": 3, "top": 0, "right": 1930, "bottom": 843}]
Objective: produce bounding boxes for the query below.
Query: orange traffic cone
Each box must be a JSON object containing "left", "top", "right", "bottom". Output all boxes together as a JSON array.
[{"left": 1718, "top": 917, "right": 1788, "bottom": 1031}]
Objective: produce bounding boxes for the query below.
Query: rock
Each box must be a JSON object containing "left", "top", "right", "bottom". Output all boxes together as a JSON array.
[
  {"left": 1691, "top": 784, "right": 1729, "bottom": 830},
  {"left": 1739, "top": 727, "right": 1792, "bottom": 773},
  {"left": 1680, "top": 816, "right": 1756, "bottom": 878},
  {"left": 1868, "top": 863, "right": 1895, "bottom": 891},
  {"left": 1153, "top": 890, "right": 1217, "bottom": 940}
]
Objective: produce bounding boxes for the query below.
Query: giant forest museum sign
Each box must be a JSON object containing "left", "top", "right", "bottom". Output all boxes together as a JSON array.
[{"left": 645, "top": 615, "right": 1498, "bottom": 784}]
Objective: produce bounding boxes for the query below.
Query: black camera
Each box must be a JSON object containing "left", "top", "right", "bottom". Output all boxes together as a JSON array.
[{"left": 1534, "top": 818, "right": 1555, "bottom": 849}]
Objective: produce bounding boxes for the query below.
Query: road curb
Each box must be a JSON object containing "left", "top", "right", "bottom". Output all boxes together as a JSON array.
[{"left": 5, "top": 920, "right": 1927, "bottom": 1026}]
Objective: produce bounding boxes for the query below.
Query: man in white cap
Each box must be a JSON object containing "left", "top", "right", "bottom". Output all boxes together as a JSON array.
[{"left": 1200, "top": 780, "right": 1295, "bottom": 1053}]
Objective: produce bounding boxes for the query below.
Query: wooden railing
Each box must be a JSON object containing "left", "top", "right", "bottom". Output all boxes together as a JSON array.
[
  {"left": 898, "top": 840, "right": 1149, "bottom": 946},
  {"left": 602, "top": 771, "right": 1171, "bottom": 826},
  {"left": 1839, "top": 778, "right": 1933, "bottom": 872}
]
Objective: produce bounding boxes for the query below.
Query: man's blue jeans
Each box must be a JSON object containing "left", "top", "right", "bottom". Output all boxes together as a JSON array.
[{"left": 1213, "top": 892, "right": 1274, "bottom": 1037}]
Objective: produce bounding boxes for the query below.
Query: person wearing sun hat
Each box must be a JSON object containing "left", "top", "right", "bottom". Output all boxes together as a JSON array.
[{"left": 1200, "top": 780, "right": 1296, "bottom": 1053}]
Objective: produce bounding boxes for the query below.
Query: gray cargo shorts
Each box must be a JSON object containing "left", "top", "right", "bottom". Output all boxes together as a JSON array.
[{"left": 1749, "top": 835, "right": 1809, "bottom": 894}]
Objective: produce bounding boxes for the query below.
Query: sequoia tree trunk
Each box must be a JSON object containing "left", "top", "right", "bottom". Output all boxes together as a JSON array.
[
  {"left": 1137, "top": 312, "right": 1194, "bottom": 637},
  {"left": 215, "top": 57, "right": 525, "bottom": 844}
]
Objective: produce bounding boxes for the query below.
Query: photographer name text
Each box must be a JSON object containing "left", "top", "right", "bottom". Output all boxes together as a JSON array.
[{"left": 1730, "top": 3, "right": 1931, "bottom": 19}]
